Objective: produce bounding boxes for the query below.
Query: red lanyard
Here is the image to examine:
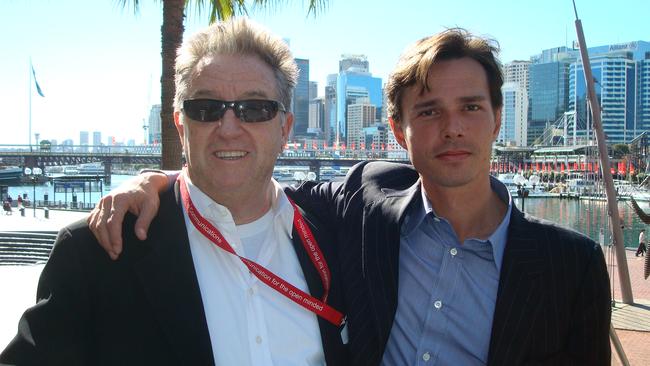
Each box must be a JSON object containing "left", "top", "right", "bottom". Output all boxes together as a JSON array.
[{"left": 178, "top": 173, "right": 345, "bottom": 326}]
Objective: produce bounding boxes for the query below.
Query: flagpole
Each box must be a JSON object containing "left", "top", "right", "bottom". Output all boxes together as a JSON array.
[{"left": 29, "top": 57, "right": 33, "bottom": 152}]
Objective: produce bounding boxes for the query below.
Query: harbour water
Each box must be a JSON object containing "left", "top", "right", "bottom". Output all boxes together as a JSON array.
[
  {"left": 6, "top": 174, "right": 134, "bottom": 208},
  {"left": 514, "top": 197, "right": 648, "bottom": 249},
  {"left": 4, "top": 175, "right": 649, "bottom": 248}
]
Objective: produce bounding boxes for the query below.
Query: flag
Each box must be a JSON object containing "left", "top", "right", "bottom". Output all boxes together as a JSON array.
[{"left": 32, "top": 65, "right": 45, "bottom": 97}]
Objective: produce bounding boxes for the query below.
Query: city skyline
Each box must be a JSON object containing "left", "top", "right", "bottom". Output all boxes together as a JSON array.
[{"left": 1, "top": 0, "right": 647, "bottom": 145}]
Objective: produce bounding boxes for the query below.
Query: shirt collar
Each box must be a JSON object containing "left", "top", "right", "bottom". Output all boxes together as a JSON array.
[
  {"left": 403, "top": 176, "right": 513, "bottom": 272},
  {"left": 487, "top": 175, "right": 512, "bottom": 272},
  {"left": 181, "top": 171, "right": 294, "bottom": 237}
]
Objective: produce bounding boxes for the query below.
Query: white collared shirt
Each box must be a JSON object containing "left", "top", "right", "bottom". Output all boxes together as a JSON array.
[{"left": 181, "top": 172, "right": 325, "bottom": 365}]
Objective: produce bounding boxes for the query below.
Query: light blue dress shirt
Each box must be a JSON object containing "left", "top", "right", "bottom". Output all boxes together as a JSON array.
[{"left": 381, "top": 177, "right": 512, "bottom": 366}]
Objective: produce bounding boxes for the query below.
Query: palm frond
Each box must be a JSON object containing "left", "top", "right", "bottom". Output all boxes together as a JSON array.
[
  {"left": 249, "top": 0, "right": 328, "bottom": 18},
  {"left": 115, "top": 0, "right": 142, "bottom": 15}
]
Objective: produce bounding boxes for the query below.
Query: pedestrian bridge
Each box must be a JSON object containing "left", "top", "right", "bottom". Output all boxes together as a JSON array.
[{"left": 0, "top": 144, "right": 410, "bottom": 182}]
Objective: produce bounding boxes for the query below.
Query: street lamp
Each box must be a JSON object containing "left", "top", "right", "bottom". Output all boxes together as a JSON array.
[{"left": 24, "top": 167, "right": 43, "bottom": 217}]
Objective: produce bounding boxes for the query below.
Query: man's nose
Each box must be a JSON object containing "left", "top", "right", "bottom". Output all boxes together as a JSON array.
[
  {"left": 442, "top": 113, "right": 464, "bottom": 139},
  {"left": 216, "top": 109, "right": 244, "bottom": 136}
]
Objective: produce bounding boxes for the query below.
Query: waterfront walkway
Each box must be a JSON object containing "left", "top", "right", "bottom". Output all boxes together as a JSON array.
[
  {"left": 0, "top": 207, "right": 88, "bottom": 232},
  {"left": 609, "top": 248, "right": 650, "bottom": 365},
  {"left": 1, "top": 211, "right": 649, "bottom": 364}
]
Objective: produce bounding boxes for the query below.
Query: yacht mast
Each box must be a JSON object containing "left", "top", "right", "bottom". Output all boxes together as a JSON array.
[{"left": 573, "top": 1, "right": 633, "bottom": 303}]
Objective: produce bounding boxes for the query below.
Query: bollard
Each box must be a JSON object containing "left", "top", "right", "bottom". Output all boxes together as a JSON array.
[
  {"left": 44, "top": 207, "right": 49, "bottom": 219},
  {"left": 20, "top": 207, "right": 25, "bottom": 217}
]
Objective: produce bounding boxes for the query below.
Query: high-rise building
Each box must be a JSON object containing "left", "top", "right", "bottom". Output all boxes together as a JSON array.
[
  {"left": 499, "top": 82, "right": 528, "bottom": 146},
  {"left": 636, "top": 54, "right": 650, "bottom": 134},
  {"left": 308, "top": 97, "right": 325, "bottom": 135},
  {"left": 79, "top": 131, "right": 89, "bottom": 152},
  {"left": 503, "top": 61, "right": 530, "bottom": 146},
  {"left": 307, "top": 81, "right": 319, "bottom": 135},
  {"left": 292, "top": 58, "right": 310, "bottom": 138},
  {"left": 62, "top": 139, "right": 73, "bottom": 152},
  {"left": 346, "top": 98, "right": 376, "bottom": 147},
  {"left": 148, "top": 104, "right": 162, "bottom": 144},
  {"left": 568, "top": 41, "right": 650, "bottom": 144},
  {"left": 335, "top": 55, "right": 382, "bottom": 146},
  {"left": 528, "top": 48, "right": 576, "bottom": 145},
  {"left": 386, "top": 129, "right": 407, "bottom": 159},
  {"left": 309, "top": 81, "right": 318, "bottom": 100},
  {"left": 324, "top": 75, "right": 338, "bottom": 145},
  {"left": 503, "top": 60, "right": 530, "bottom": 92},
  {"left": 339, "top": 54, "right": 369, "bottom": 73},
  {"left": 92, "top": 131, "right": 102, "bottom": 152},
  {"left": 362, "top": 125, "right": 389, "bottom": 158}
]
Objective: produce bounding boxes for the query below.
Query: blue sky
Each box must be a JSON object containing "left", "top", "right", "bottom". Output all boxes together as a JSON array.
[{"left": 0, "top": 0, "right": 647, "bottom": 145}]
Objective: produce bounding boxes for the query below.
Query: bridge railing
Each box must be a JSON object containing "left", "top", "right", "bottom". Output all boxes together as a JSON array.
[
  {"left": 1, "top": 144, "right": 409, "bottom": 161},
  {"left": 0, "top": 144, "right": 162, "bottom": 155}
]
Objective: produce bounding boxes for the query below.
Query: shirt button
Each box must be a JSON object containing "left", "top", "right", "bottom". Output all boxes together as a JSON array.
[
  {"left": 248, "top": 287, "right": 255, "bottom": 295},
  {"left": 433, "top": 217, "right": 441, "bottom": 223},
  {"left": 434, "top": 300, "right": 442, "bottom": 309},
  {"left": 256, "top": 336, "right": 262, "bottom": 344},
  {"left": 450, "top": 248, "right": 458, "bottom": 256},
  {"left": 422, "top": 352, "right": 431, "bottom": 361}
]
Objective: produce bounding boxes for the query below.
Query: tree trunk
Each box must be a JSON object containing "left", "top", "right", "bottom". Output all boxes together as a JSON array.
[{"left": 160, "top": 0, "right": 185, "bottom": 169}]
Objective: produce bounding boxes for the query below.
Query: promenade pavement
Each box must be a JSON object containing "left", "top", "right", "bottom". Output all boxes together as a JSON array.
[
  {"left": 609, "top": 247, "right": 650, "bottom": 365},
  {"left": 0, "top": 207, "right": 88, "bottom": 232},
  {"left": 1, "top": 210, "right": 649, "bottom": 364}
]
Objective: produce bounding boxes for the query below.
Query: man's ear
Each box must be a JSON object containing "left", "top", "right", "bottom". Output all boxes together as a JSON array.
[
  {"left": 280, "top": 112, "right": 294, "bottom": 150},
  {"left": 389, "top": 117, "right": 408, "bottom": 150},
  {"left": 492, "top": 107, "right": 502, "bottom": 140},
  {"left": 174, "top": 111, "right": 185, "bottom": 146}
]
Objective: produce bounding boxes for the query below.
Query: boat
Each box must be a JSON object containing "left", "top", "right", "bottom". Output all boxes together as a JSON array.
[
  {"left": 78, "top": 163, "right": 105, "bottom": 175},
  {"left": 613, "top": 181, "right": 650, "bottom": 202},
  {"left": 0, "top": 166, "right": 23, "bottom": 183},
  {"left": 273, "top": 168, "right": 296, "bottom": 182},
  {"left": 566, "top": 177, "right": 599, "bottom": 197},
  {"left": 62, "top": 166, "right": 80, "bottom": 175},
  {"left": 320, "top": 167, "right": 349, "bottom": 182},
  {"left": 496, "top": 173, "right": 520, "bottom": 194},
  {"left": 497, "top": 173, "right": 556, "bottom": 198}
]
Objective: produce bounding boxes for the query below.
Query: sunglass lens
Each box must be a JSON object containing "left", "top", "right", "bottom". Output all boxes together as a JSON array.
[
  {"left": 239, "top": 100, "right": 277, "bottom": 122},
  {"left": 184, "top": 100, "right": 225, "bottom": 122}
]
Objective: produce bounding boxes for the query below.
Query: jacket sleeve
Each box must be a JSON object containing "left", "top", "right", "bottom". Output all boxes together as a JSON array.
[
  {"left": 0, "top": 224, "right": 92, "bottom": 366},
  {"left": 565, "top": 244, "right": 611, "bottom": 365},
  {"left": 526, "top": 243, "right": 611, "bottom": 366}
]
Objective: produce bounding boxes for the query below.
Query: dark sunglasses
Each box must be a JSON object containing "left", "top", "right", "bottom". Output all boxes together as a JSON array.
[{"left": 182, "top": 99, "right": 286, "bottom": 123}]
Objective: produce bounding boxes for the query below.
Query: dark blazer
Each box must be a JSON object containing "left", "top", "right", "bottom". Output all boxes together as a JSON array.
[
  {"left": 0, "top": 184, "right": 348, "bottom": 366},
  {"left": 288, "top": 161, "right": 611, "bottom": 366}
]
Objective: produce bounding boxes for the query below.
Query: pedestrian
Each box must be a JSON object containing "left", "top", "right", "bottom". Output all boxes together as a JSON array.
[{"left": 636, "top": 228, "right": 647, "bottom": 257}]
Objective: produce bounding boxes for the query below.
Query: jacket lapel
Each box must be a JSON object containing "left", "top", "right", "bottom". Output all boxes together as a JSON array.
[
  {"left": 124, "top": 186, "right": 214, "bottom": 366},
  {"left": 487, "top": 207, "right": 545, "bottom": 366},
  {"left": 362, "top": 182, "right": 421, "bottom": 352}
]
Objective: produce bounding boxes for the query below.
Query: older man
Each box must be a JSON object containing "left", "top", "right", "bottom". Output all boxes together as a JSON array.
[
  {"left": 0, "top": 18, "right": 347, "bottom": 366},
  {"left": 87, "top": 29, "right": 611, "bottom": 366}
]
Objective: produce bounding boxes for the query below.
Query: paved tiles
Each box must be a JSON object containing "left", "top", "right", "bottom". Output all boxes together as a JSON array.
[{"left": 608, "top": 248, "right": 650, "bottom": 365}]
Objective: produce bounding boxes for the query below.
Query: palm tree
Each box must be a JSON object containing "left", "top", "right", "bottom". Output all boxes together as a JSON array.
[{"left": 118, "top": 0, "right": 326, "bottom": 169}]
